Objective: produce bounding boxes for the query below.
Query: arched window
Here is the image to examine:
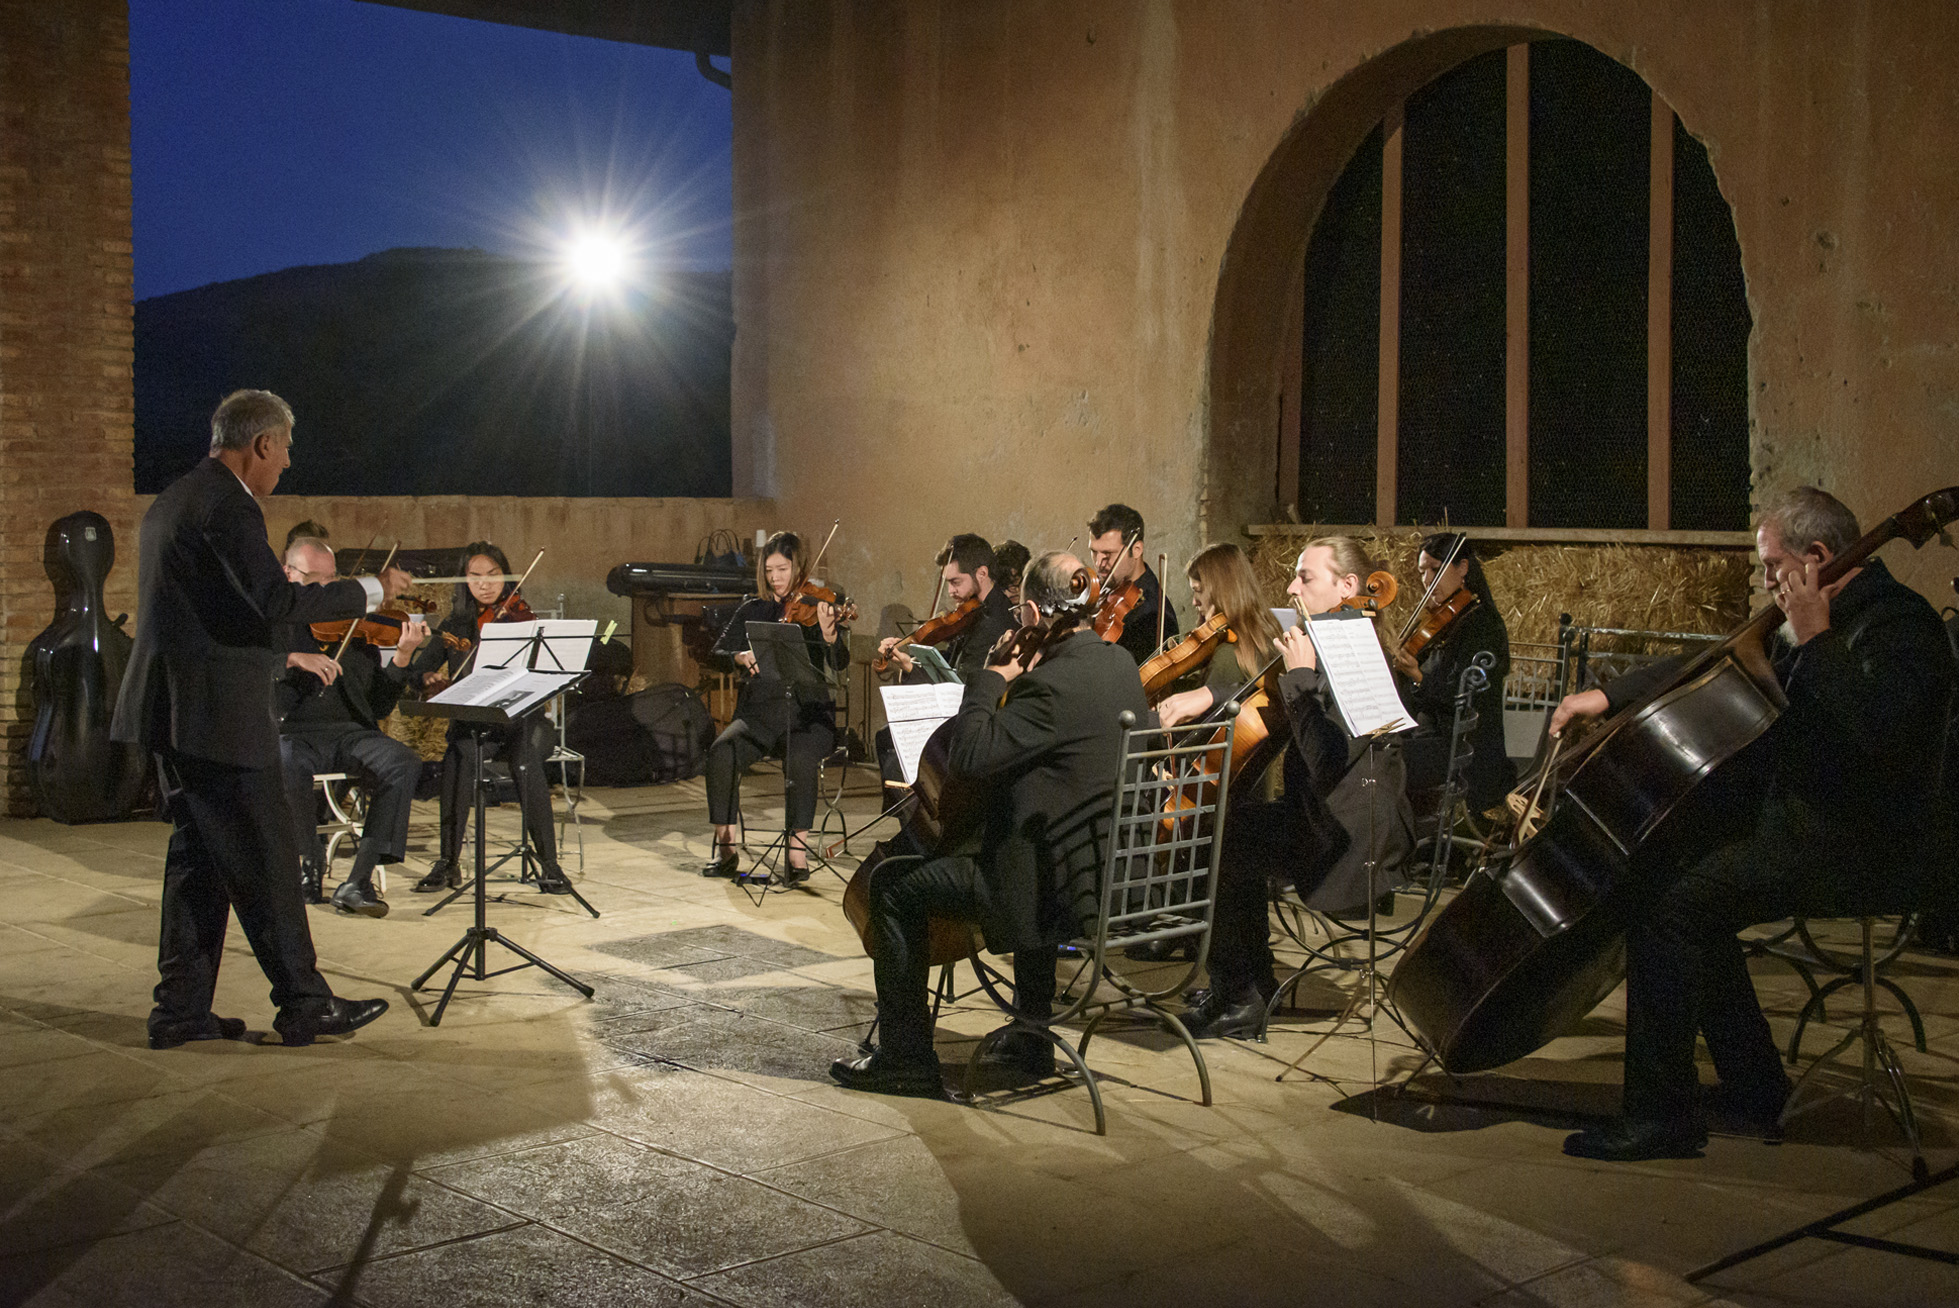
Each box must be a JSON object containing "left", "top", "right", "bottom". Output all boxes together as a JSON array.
[{"left": 1288, "top": 39, "right": 1750, "bottom": 533}]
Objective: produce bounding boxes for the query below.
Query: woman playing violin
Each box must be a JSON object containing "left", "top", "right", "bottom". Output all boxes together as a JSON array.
[
  {"left": 1152, "top": 544, "right": 1283, "bottom": 728},
  {"left": 701, "top": 530, "right": 851, "bottom": 886},
  {"left": 408, "top": 542, "right": 570, "bottom": 896},
  {"left": 1389, "top": 532, "right": 1517, "bottom": 813},
  {"left": 1185, "top": 537, "right": 1413, "bottom": 1039}
]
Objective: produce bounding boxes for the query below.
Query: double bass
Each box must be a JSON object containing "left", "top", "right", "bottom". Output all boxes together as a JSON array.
[
  {"left": 27, "top": 512, "right": 147, "bottom": 822},
  {"left": 1392, "top": 487, "right": 1959, "bottom": 1073}
]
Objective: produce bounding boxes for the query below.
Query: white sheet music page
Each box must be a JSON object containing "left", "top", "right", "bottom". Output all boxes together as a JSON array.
[
  {"left": 476, "top": 620, "right": 538, "bottom": 671},
  {"left": 1300, "top": 609, "right": 1417, "bottom": 738},
  {"left": 535, "top": 619, "right": 597, "bottom": 674},
  {"left": 879, "top": 682, "right": 967, "bottom": 784}
]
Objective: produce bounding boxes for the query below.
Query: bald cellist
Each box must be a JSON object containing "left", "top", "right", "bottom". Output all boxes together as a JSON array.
[{"left": 1551, "top": 487, "right": 1953, "bottom": 1162}]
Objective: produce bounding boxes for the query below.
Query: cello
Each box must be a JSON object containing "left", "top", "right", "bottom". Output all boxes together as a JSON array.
[
  {"left": 27, "top": 512, "right": 147, "bottom": 822},
  {"left": 1391, "top": 486, "right": 1959, "bottom": 1073}
]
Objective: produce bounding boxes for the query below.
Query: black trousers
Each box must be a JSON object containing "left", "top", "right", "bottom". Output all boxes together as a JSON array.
[
  {"left": 705, "top": 702, "right": 836, "bottom": 832},
  {"left": 867, "top": 853, "right": 1056, "bottom": 1062},
  {"left": 439, "top": 715, "right": 559, "bottom": 866},
  {"left": 280, "top": 728, "right": 421, "bottom": 878},
  {"left": 1621, "top": 792, "right": 1900, "bottom": 1124},
  {"left": 152, "top": 750, "right": 334, "bottom": 1026},
  {"left": 1207, "top": 797, "right": 1336, "bottom": 998}
]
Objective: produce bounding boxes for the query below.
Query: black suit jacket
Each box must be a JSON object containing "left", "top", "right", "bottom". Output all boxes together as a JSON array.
[
  {"left": 276, "top": 625, "right": 411, "bottom": 736},
  {"left": 946, "top": 632, "right": 1151, "bottom": 954},
  {"left": 112, "top": 459, "right": 369, "bottom": 769}
]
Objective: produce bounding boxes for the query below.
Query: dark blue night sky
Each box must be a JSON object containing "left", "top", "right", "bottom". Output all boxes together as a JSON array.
[{"left": 129, "top": 0, "right": 732, "bottom": 301}]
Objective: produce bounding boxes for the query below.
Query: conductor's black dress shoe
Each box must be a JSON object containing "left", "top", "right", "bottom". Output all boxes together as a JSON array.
[
  {"left": 1562, "top": 1118, "right": 1707, "bottom": 1162},
  {"left": 274, "top": 996, "right": 389, "bottom": 1047},
  {"left": 829, "top": 1049, "right": 949, "bottom": 1099},
  {"left": 147, "top": 1014, "right": 247, "bottom": 1050}
]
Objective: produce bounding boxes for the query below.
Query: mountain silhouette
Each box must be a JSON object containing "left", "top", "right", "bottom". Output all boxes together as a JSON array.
[{"left": 135, "top": 247, "right": 732, "bottom": 496}]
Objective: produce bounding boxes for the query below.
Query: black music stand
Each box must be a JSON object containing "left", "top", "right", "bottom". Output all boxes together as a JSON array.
[
  {"left": 402, "top": 652, "right": 594, "bottom": 1025},
  {"left": 742, "top": 621, "right": 832, "bottom": 895}
]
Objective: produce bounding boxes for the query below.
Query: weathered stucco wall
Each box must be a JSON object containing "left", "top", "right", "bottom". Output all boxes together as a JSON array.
[{"left": 731, "top": 0, "right": 1959, "bottom": 617}]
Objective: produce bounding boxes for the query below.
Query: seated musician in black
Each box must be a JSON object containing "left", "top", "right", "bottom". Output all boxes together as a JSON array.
[
  {"left": 832, "top": 551, "right": 1151, "bottom": 1097},
  {"left": 1087, "top": 503, "right": 1180, "bottom": 663},
  {"left": 276, "top": 537, "right": 427, "bottom": 918},
  {"left": 1390, "top": 533, "right": 1518, "bottom": 814},
  {"left": 873, "top": 534, "right": 1017, "bottom": 788},
  {"left": 1183, "top": 536, "right": 1412, "bottom": 1039},
  {"left": 700, "top": 530, "right": 850, "bottom": 887},
  {"left": 1553, "top": 487, "right": 1954, "bottom": 1161},
  {"left": 410, "top": 543, "right": 572, "bottom": 896}
]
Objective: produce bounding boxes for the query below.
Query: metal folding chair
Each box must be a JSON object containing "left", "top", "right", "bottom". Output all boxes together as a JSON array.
[{"left": 963, "top": 708, "right": 1236, "bottom": 1134}]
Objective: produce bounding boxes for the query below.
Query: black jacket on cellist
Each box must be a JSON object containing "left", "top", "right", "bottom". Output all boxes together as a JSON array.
[
  {"left": 944, "top": 631, "right": 1151, "bottom": 954},
  {"left": 112, "top": 457, "right": 369, "bottom": 769}
]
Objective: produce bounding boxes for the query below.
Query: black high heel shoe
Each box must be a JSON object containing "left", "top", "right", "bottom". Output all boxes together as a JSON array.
[{"left": 699, "top": 845, "right": 740, "bottom": 878}]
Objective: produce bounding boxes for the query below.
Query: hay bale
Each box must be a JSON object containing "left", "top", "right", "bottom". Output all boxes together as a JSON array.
[
  {"left": 1248, "top": 529, "right": 1753, "bottom": 652},
  {"left": 381, "top": 581, "right": 456, "bottom": 762}
]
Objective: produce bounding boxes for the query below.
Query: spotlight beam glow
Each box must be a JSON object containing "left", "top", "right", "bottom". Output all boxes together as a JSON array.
[{"left": 561, "top": 229, "right": 635, "bottom": 292}]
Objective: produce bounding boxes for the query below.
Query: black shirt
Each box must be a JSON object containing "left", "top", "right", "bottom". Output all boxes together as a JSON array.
[
  {"left": 276, "top": 626, "right": 412, "bottom": 736},
  {"left": 1112, "top": 564, "right": 1181, "bottom": 665}
]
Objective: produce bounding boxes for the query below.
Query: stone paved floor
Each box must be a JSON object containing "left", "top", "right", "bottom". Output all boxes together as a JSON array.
[{"left": 1, "top": 772, "right": 1956, "bottom": 1306}]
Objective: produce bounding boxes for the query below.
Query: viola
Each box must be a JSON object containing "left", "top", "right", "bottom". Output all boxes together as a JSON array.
[
  {"left": 1398, "top": 587, "right": 1479, "bottom": 666},
  {"left": 873, "top": 596, "right": 982, "bottom": 672},
  {"left": 436, "top": 593, "right": 538, "bottom": 658},
  {"left": 782, "top": 581, "right": 859, "bottom": 629},
  {"left": 1139, "top": 610, "right": 1234, "bottom": 701},
  {"left": 1092, "top": 576, "right": 1144, "bottom": 642},
  {"left": 1336, "top": 570, "right": 1399, "bottom": 616}
]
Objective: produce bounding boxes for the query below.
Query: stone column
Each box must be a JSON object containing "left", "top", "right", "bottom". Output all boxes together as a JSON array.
[{"left": 0, "top": 0, "right": 138, "bottom": 815}]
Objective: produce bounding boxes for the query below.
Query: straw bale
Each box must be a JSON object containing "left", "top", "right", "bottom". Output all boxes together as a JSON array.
[
  {"left": 1247, "top": 528, "right": 1754, "bottom": 653},
  {"left": 381, "top": 580, "right": 454, "bottom": 761}
]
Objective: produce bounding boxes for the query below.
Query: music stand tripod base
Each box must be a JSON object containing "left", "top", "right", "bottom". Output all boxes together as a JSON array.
[{"left": 402, "top": 699, "right": 594, "bottom": 1025}]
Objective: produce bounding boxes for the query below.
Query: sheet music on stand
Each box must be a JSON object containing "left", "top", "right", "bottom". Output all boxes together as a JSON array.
[
  {"left": 1300, "top": 609, "right": 1417, "bottom": 738},
  {"left": 429, "top": 619, "right": 595, "bottom": 719},
  {"left": 879, "top": 682, "right": 966, "bottom": 783}
]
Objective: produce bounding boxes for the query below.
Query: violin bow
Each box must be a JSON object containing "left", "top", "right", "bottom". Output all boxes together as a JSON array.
[
  {"left": 332, "top": 542, "right": 399, "bottom": 665},
  {"left": 1394, "top": 532, "right": 1468, "bottom": 645},
  {"left": 1155, "top": 551, "right": 1168, "bottom": 650},
  {"left": 803, "top": 519, "right": 841, "bottom": 589}
]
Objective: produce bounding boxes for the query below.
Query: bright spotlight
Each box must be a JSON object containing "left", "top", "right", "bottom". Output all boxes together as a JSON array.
[{"left": 562, "top": 230, "right": 634, "bottom": 292}]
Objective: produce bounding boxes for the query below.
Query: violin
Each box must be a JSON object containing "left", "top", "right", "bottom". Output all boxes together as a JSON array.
[
  {"left": 782, "top": 580, "right": 859, "bottom": 628},
  {"left": 1139, "top": 610, "right": 1234, "bottom": 701},
  {"left": 1087, "top": 526, "right": 1145, "bottom": 642},
  {"left": 310, "top": 603, "right": 432, "bottom": 650},
  {"left": 872, "top": 596, "right": 982, "bottom": 672},
  {"left": 434, "top": 593, "right": 538, "bottom": 656},
  {"left": 1398, "top": 587, "right": 1479, "bottom": 666}
]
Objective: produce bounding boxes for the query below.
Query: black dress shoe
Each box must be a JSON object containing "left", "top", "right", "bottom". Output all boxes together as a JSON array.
[
  {"left": 829, "top": 1049, "right": 948, "bottom": 1099},
  {"left": 974, "top": 1028, "right": 1057, "bottom": 1079},
  {"left": 1183, "top": 987, "right": 1267, "bottom": 1040},
  {"left": 299, "top": 861, "right": 325, "bottom": 905},
  {"left": 413, "top": 859, "right": 460, "bottom": 893},
  {"left": 699, "top": 848, "right": 740, "bottom": 878},
  {"left": 536, "top": 865, "right": 573, "bottom": 895},
  {"left": 148, "top": 1015, "right": 247, "bottom": 1050},
  {"left": 1705, "top": 1079, "right": 1791, "bottom": 1142},
  {"left": 274, "top": 996, "right": 389, "bottom": 1047},
  {"left": 1124, "top": 935, "right": 1198, "bottom": 962},
  {"left": 1562, "top": 1118, "right": 1707, "bottom": 1162},
  {"left": 330, "top": 879, "right": 389, "bottom": 918}
]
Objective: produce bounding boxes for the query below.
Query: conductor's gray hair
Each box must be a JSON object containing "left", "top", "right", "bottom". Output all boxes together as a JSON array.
[
  {"left": 1759, "top": 486, "right": 1860, "bottom": 559},
  {"left": 210, "top": 389, "right": 295, "bottom": 454}
]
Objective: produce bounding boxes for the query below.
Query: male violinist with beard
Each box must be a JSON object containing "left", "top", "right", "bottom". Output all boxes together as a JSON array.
[
  {"left": 1087, "top": 504, "right": 1180, "bottom": 663},
  {"left": 1552, "top": 487, "right": 1953, "bottom": 1161}
]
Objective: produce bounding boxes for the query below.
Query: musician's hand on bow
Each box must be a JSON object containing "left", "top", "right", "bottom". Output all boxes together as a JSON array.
[
  {"left": 288, "top": 651, "right": 341, "bottom": 687},
  {"left": 1155, "top": 687, "right": 1213, "bottom": 728},
  {"left": 1277, "top": 625, "right": 1318, "bottom": 672},
  {"left": 1391, "top": 645, "right": 1421, "bottom": 681},
  {"left": 734, "top": 650, "right": 759, "bottom": 675},
  {"left": 1550, "top": 688, "right": 1608, "bottom": 737},
  {"left": 378, "top": 565, "right": 414, "bottom": 603},
  {"left": 1775, "top": 555, "right": 1851, "bottom": 645},
  {"left": 986, "top": 628, "right": 1035, "bottom": 683}
]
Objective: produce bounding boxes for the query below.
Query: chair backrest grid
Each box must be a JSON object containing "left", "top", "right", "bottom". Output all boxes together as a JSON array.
[{"left": 1095, "top": 711, "right": 1236, "bottom": 951}]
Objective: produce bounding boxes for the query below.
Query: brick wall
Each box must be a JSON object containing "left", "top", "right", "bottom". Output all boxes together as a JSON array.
[{"left": 0, "top": 0, "right": 138, "bottom": 816}]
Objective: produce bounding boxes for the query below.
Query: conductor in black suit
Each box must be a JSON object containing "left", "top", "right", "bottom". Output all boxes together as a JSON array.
[
  {"left": 113, "top": 390, "right": 411, "bottom": 1049},
  {"left": 832, "top": 550, "right": 1151, "bottom": 1097}
]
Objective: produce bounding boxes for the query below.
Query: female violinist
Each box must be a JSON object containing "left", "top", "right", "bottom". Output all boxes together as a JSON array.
[
  {"left": 408, "top": 542, "right": 571, "bottom": 896},
  {"left": 1150, "top": 544, "right": 1283, "bottom": 727},
  {"left": 701, "top": 530, "right": 851, "bottom": 886},
  {"left": 1388, "top": 532, "right": 1517, "bottom": 813},
  {"left": 1185, "top": 537, "right": 1413, "bottom": 1039}
]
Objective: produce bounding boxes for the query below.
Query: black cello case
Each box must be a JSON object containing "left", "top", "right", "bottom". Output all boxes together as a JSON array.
[{"left": 25, "top": 511, "right": 147, "bottom": 822}]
